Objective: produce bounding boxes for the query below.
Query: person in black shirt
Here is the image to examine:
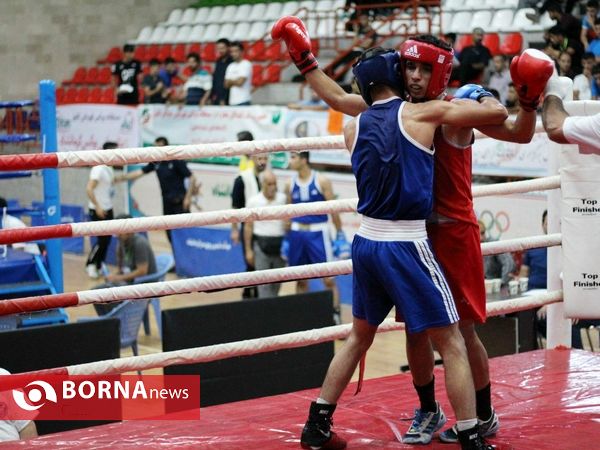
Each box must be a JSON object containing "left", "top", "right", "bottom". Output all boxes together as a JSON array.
[
  {"left": 458, "top": 27, "right": 492, "bottom": 85},
  {"left": 141, "top": 59, "right": 166, "bottom": 104},
  {"left": 112, "top": 44, "right": 142, "bottom": 105},
  {"left": 124, "top": 137, "right": 195, "bottom": 244},
  {"left": 210, "top": 38, "right": 233, "bottom": 105}
]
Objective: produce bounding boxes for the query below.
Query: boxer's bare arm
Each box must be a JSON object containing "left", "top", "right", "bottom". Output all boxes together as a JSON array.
[
  {"left": 542, "top": 95, "right": 570, "bottom": 144},
  {"left": 305, "top": 69, "right": 367, "bottom": 117},
  {"left": 476, "top": 108, "right": 537, "bottom": 143}
]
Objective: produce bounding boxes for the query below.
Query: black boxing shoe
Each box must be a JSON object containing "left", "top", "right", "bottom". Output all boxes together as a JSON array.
[
  {"left": 457, "top": 425, "right": 496, "bottom": 450},
  {"left": 300, "top": 402, "right": 347, "bottom": 449}
]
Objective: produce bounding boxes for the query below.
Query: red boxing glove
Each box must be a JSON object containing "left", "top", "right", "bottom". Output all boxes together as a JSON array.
[
  {"left": 271, "top": 16, "right": 318, "bottom": 75},
  {"left": 510, "top": 49, "right": 554, "bottom": 112}
]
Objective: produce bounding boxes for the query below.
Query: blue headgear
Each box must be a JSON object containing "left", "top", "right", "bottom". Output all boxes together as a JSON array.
[{"left": 352, "top": 47, "right": 403, "bottom": 105}]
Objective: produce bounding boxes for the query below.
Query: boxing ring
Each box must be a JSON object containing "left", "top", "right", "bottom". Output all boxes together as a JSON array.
[{"left": 1, "top": 95, "right": 600, "bottom": 448}]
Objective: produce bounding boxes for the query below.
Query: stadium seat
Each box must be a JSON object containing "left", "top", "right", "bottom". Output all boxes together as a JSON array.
[
  {"left": 280, "top": 1, "right": 300, "bottom": 16},
  {"left": 135, "top": 26, "right": 153, "bottom": 44},
  {"left": 248, "top": 22, "right": 268, "bottom": 41},
  {"left": 165, "top": 9, "right": 182, "bottom": 25},
  {"left": 179, "top": 7, "right": 197, "bottom": 24},
  {"left": 219, "top": 23, "right": 236, "bottom": 40},
  {"left": 158, "top": 44, "right": 172, "bottom": 60},
  {"left": 97, "top": 67, "right": 112, "bottom": 84},
  {"left": 63, "top": 87, "right": 78, "bottom": 104},
  {"left": 101, "top": 87, "right": 115, "bottom": 104},
  {"left": 311, "top": 39, "right": 320, "bottom": 58},
  {"left": 264, "top": 2, "right": 283, "bottom": 21},
  {"left": 247, "top": 40, "right": 266, "bottom": 61},
  {"left": 206, "top": 6, "right": 225, "bottom": 24},
  {"left": 492, "top": 0, "right": 519, "bottom": 9},
  {"left": 88, "top": 87, "right": 102, "bottom": 103},
  {"left": 188, "top": 42, "right": 201, "bottom": 56},
  {"left": 489, "top": 9, "right": 515, "bottom": 32},
  {"left": 98, "top": 46, "right": 122, "bottom": 64},
  {"left": 449, "top": 11, "right": 473, "bottom": 34},
  {"left": 148, "top": 26, "right": 166, "bottom": 44},
  {"left": 464, "top": 0, "right": 487, "bottom": 11},
  {"left": 134, "top": 45, "right": 147, "bottom": 62},
  {"left": 146, "top": 44, "right": 160, "bottom": 61},
  {"left": 189, "top": 24, "right": 205, "bottom": 42},
  {"left": 161, "top": 26, "right": 178, "bottom": 43},
  {"left": 499, "top": 32, "right": 523, "bottom": 55},
  {"left": 455, "top": 34, "right": 472, "bottom": 53},
  {"left": 248, "top": 3, "right": 268, "bottom": 22},
  {"left": 511, "top": 8, "right": 553, "bottom": 32},
  {"left": 233, "top": 4, "right": 252, "bottom": 22},
  {"left": 440, "top": 12, "right": 452, "bottom": 32},
  {"left": 444, "top": 0, "right": 465, "bottom": 12},
  {"left": 265, "top": 41, "right": 283, "bottom": 61},
  {"left": 174, "top": 25, "right": 191, "bottom": 43},
  {"left": 299, "top": 1, "right": 316, "bottom": 13},
  {"left": 252, "top": 64, "right": 264, "bottom": 86},
  {"left": 55, "top": 87, "right": 65, "bottom": 105},
  {"left": 171, "top": 43, "right": 187, "bottom": 62},
  {"left": 67, "top": 67, "right": 87, "bottom": 85},
  {"left": 316, "top": 0, "right": 333, "bottom": 11},
  {"left": 264, "top": 64, "right": 282, "bottom": 83},
  {"left": 470, "top": 11, "right": 492, "bottom": 31},
  {"left": 84, "top": 67, "right": 99, "bottom": 84},
  {"left": 483, "top": 33, "right": 501, "bottom": 56},
  {"left": 221, "top": 5, "right": 238, "bottom": 23},
  {"left": 231, "top": 22, "right": 251, "bottom": 42},
  {"left": 193, "top": 7, "right": 210, "bottom": 24},
  {"left": 317, "top": 18, "right": 336, "bottom": 38},
  {"left": 201, "top": 42, "right": 217, "bottom": 62},
  {"left": 201, "top": 23, "right": 221, "bottom": 43}
]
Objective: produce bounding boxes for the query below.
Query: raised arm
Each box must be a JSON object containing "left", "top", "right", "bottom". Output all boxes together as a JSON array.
[{"left": 476, "top": 107, "right": 537, "bottom": 143}]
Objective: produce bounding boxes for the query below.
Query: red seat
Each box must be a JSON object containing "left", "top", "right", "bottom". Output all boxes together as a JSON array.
[
  {"left": 146, "top": 44, "right": 160, "bottom": 61},
  {"left": 454, "top": 34, "right": 472, "bottom": 54},
  {"left": 201, "top": 43, "right": 216, "bottom": 62},
  {"left": 55, "top": 87, "right": 65, "bottom": 105},
  {"left": 63, "top": 87, "right": 78, "bottom": 104},
  {"left": 252, "top": 64, "right": 264, "bottom": 87},
  {"left": 100, "top": 86, "right": 115, "bottom": 104},
  {"left": 85, "top": 67, "right": 99, "bottom": 84},
  {"left": 499, "top": 32, "right": 523, "bottom": 56},
  {"left": 97, "top": 67, "right": 112, "bottom": 84},
  {"left": 172, "top": 44, "right": 187, "bottom": 62},
  {"left": 483, "top": 33, "right": 500, "bottom": 57},
  {"left": 265, "top": 41, "right": 283, "bottom": 61},
  {"left": 158, "top": 44, "right": 172, "bottom": 61},
  {"left": 187, "top": 43, "right": 201, "bottom": 56},
  {"left": 98, "top": 46, "right": 122, "bottom": 64},
  {"left": 134, "top": 45, "right": 148, "bottom": 62},
  {"left": 264, "top": 64, "right": 281, "bottom": 83},
  {"left": 88, "top": 87, "right": 103, "bottom": 103},
  {"left": 247, "top": 41, "right": 266, "bottom": 61},
  {"left": 75, "top": 87, "right": 89, "bottom": 103},
  {"left": 311, "top": 39, "right": 319, "bottom": 58},
  {"left": 66, "top": 67, "right": 87, "bottom": 85}
]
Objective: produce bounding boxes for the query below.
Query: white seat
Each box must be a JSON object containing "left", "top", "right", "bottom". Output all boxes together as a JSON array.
[
  {"left": 491, "top": 0, "right": 520, "bottom": 9},
  {"left": 440, "top": 12, "right": 452, "bottom": 33},
  {"left": 488, "top": 9, "right": 514, "bottom": 32},
  {"left": 219, "top": 23, "right": 236, "bottom": 39},
  {"left": 206, "top": 6, "right": 225, "bottom": 24},
  {"left": 221, "top": 5, "right": 238, "bottom": 23},
  {"left": 233, "top": 4, "right": 252, "bottom": 22},
  {"left": 248, "top": 3, "right": 268, "bottom": 22},
  {"left": 179, "top": 8, "right": 197, "bottom": 25},
  {"left": 315, "top": 0, "right": 333, "bottom": 11},
  {"left": 160, "top": 25, "right": 179, "bottom": 43},
  {"left": 165, "top": 9, "right": 182, "bottom": 25},
  {"left": 299, "top": 0, "right": 316, "bottom": 12},
  {"left": 201, "top": 23, "right": 221, "bottom": 43},
  {"left": 449, "top": 11, "right": 472, "bottom": 34},
  {"left": 280, "top": 1, "right": 300, "bottom": 17},
  {"left": 231, "top": 22, "right": 251, "bottom": 42},
  {"left": 316, "top": 17, "right": 336, "bottom": 38},
  {"left": 189, "top": 24, "right": 205, "bottom": 42},
  {"left": 248, "top": 21, "right": 268, "bottom": 41},
  {"left": 174, "top": 25, "right": 192, "bottom": 43},
  {"left": 470, "top": 11, "right": 492, "bottom": 30},
  {"left": 445, "top": 0, "right": 466, "bottom": 12},
  {"left": 511, "top": 8, "right": 553, "bottom": 32},
  {"left": 135, "top": 26, "right": 153, "bottom": 44},
  {"left": 194, "top": 7, "right": 210, "bottom": 24},
  {"left": 464, "top": 0, "right": 488, "bottom": 11},
  {"left": 148, "top": 26, "right": 166, "bottom": 44},
  {"left": 331, "top": 0, "right": 346, "bottom": 10},
  {"left": 264, "top": 3, "right": 283, "bottom": 21}
]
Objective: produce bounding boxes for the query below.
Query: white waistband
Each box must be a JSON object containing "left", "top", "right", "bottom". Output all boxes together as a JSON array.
[
  {"left": 291, "top": 221, "right": 329, "bottom": 232},
  {"left": 357, "top": 216, "right": 427, "bottom": 241}
]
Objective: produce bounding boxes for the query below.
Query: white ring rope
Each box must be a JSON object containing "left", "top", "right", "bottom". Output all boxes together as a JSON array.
[
  {"left": 57, "top": 136, "right": 346, "bottom": 168},
  {"left": 31, "top": 290, "right": 562, "bottom": 377},
  {"left": 472, "top": 175, "right": 561, "bottom": 197},
  {"left": 481, "top": 233, "right": 562, "bottom": 255}
]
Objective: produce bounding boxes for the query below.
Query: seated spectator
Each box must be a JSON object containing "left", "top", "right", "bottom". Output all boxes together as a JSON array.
[
  {"left": 485, "top": 55, "right": 511, "bottom": 104},
  {"left": 458, "top": 27, "right": 492, "bottom": 85},
  {"left": 480, "top": 220, "right": 515, "bottom": 288},
  {"left": 158, "top": 57, "right": 179, "bottom": 101},
  {"left": 0, "top": 197, "right": 40, "bottom": 255},
  {"left": 519, "top": 210, "right": 548, "bottom": 290},
  {"left": 210, "top": 38, "right": 232, "bottom": 106},
  {"left": 141, "top": 59, "right": 166, "bottom": 104},
  {"left": 573, "top": 52, "right": 596, "bottom": 99},
  {"left": 0, "top": 368, "right": 38, "bottom": 442},
  {"left": 182, "top": 53, "right": 211, "bottom": 106},
  {"left": 504, "top": 82, "right": 521, "bottom": 115},
  {"left": 592, "top": 62, "right": 600, "bottom": 99},
  {"left": 225, "top": 42, "right": 252, "bottom": 106},
  {"left": 545, "top": 1, "right": 582, "bottom": 41},
  {"left": 587, "top": 17, "right": 600, "bottom": 58},
  {"left": 288, "top": 87, "right": 328, "bottom": 111},
  {"left": 557, "top": 51, "right": 576, "bottom": 78},
  {"left": 581, "top": 0, "right": 599, "bottom": 49},
  {"left": 545, "top": 25, "right": 584, "bottom": 73}
]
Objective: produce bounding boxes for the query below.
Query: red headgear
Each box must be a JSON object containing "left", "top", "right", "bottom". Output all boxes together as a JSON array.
[{"left": 399, "top": 38, "right": 453, "bottom": 99}]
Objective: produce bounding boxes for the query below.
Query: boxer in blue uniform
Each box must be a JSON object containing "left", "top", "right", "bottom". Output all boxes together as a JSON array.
[{"left": 299, "top": 48, "right": 506, "bottom": 450}]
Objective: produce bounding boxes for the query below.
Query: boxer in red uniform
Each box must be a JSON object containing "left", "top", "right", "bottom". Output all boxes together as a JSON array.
[{"left": 272, "top": 16, "right": 554, "bottom": 448}]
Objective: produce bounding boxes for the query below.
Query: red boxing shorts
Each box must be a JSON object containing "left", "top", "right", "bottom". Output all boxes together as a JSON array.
[{"left": 426, "top": 221, "right": 486, "bottom": 323}]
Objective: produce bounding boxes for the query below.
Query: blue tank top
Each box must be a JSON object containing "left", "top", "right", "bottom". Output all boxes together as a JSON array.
[
  {"left": 290, "top": 171, "right": 328, "bottom": 224},
  {"left": 351, "top": 97, "right": 434, "bottom": 221}
]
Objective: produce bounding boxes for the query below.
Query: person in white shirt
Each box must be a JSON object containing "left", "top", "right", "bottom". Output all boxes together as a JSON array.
[
  {"left": 85, "top": 142, "right": 121, "bottom": 278},
  {"left": 573, "top": 52, "right": 595, "bottom": 100},
  {"left": 485, "top": 55, "right": 512, "bottom": 105},
  {"left": 224, "top": 41, "right": 252, "bottom": 106},
  {"left": 244, "top": 170, "right": 287, "bottom": 298},
  {"left": 0, "top": 368, "right": 38, "bottom": 442},
  {"left": 0, "top": 197, "right": 40, "bottom": 255}
]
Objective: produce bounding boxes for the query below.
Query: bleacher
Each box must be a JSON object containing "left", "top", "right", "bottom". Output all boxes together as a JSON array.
[{"left": 56, "top": 0, "right": 553, "bottom": 105}]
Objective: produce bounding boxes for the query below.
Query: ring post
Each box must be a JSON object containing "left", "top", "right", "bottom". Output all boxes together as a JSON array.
[{"left": 39, "top": 80, "right": 63, "bottom": 293}]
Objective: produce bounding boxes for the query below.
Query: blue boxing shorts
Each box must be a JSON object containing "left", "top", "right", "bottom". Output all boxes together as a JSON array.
[
  {"left": 352, "top": 217, "right": 459, "bottom": 334},
  {"left": 288, "top": 221, "right": 333, "bottom": 266}
]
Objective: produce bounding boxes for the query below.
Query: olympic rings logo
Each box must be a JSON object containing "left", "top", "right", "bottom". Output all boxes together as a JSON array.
[{"left": 478, "top": 210, "right": 510, "bottom": 240}]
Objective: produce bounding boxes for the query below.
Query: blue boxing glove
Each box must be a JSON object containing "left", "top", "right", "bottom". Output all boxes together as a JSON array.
[
  {"left": 454, "top": 84, "right": 493, "bottom": 102},
  {"left": 332, "top": 231, "right": 351, "bottom": 260},
  {"left": 280, "top": 235, "right": 289, "bottom": 262}
]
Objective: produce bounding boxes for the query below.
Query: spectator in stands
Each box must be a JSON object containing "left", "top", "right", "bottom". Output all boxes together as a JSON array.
[
  {"left": 112, "top": 44, "right": 142, "bottom": 105},
  {"left": 0, "top": 197, "right": 40, "bottom": 255},
  {"left": 141, "top": 59, "right": 166, "bottom": 104},
  {"left": 458, "top": 27, "right": 492, "bottom": 85},
  {"left": 581, "top": 0, "right": 599, "bottom": 49},
  {"left": 529, "top": 1, "right": 582, "bottom": 40},
  {"left": 587, "top": 17, "right": 600, "bottom": 58},
  {"left": 0, "top": 368, "right": 38, "bottom": 442},
  {"left": 557, "top": 51, "right": 576, "bottom": 78},
  {"left": 288, "top": 87, "right": 328, "bottom": 110},
  {"left": 485, "top": 55, "right": 512, "bottom": 104},
  {"left": 480, "top": 220, "right": 515, "bottom": 288},
  {"left": 545, "top": 25, "right": 584, "bottom": 74},
  {"left": 225, "top": 42, "right": 252, "bottom": 106},
  {"left": 443, "top": 32, "right": 462, "bottom": 66},
  {"left": 182, "top": 53, "right": 211, "bottom": 106},
  {"left": 158, "top": 57, "right": 179, "bottom": 101},
  {"left": 210, "top": 38, "right": 233, "bottom": 106},
  {"left": 122, "top": 137, "right": 195, "bottom": 246},
  {"left": 505, "top": 82, "right": 521, "bottom": 114},
  {"left": 519, "top": 210, "right": 548, "bottom": 291},
  {"left": 592, "top": 62, "right": 600, "bottom": 99},
  {"left": 574, "top": 52, "right": 596, "bottom": 99},
  {"left": 244, "top": 170, "right": 287, "bottom": 298}
]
